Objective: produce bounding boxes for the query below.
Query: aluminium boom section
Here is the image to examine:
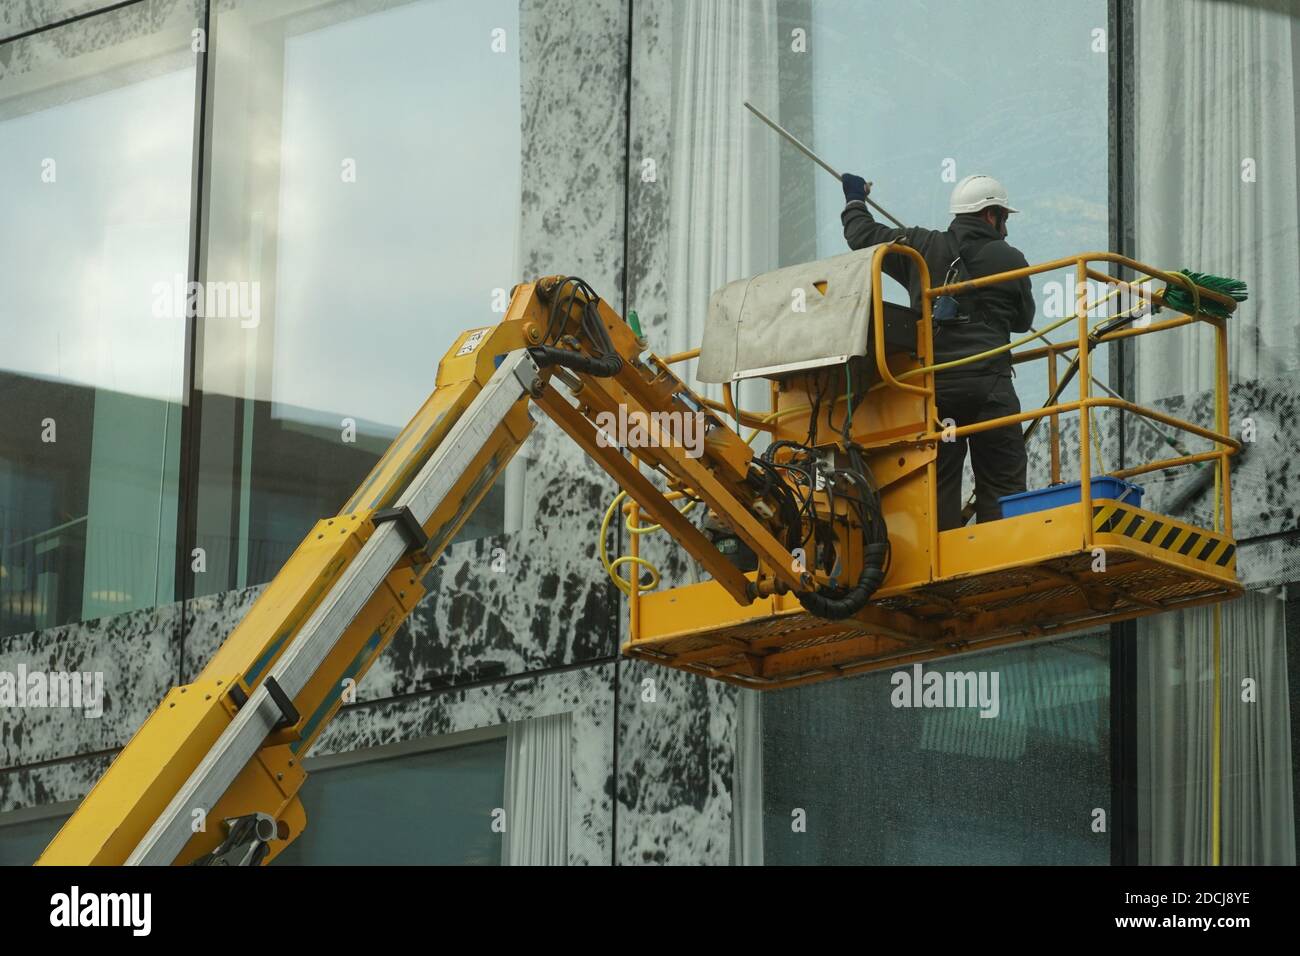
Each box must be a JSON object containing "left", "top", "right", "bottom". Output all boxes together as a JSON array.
[{"left": 125, "top": 350, "right": 540, "bottom": 865}]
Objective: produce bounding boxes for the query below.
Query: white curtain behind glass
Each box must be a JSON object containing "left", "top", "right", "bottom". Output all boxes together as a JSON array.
[
  {"left": 1137, "top": 592, "right": 1295, "bottom": 864},
  {"left": 664, "top": 0, "right": 781, "bottom": 867},
  {"left": 666, "top": 0, "right": 780, "bottom": 407},
  {"left": 1133, "top": 0, "right": 1300, "bottom": 401},
  {"left": 1130, "top": 0, "right": 1298, "bottom": 867},
  {"left": 730, "top": 689, "right": 764, "bottom": 865},
  {"left": 501, "top": 712, "right": 571, "bottom": 865}
]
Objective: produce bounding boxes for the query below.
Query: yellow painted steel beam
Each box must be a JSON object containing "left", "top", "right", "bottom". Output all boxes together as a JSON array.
[
  {"left": 41, "top": 310, "right": 541, "bottom": 865},
  {"left": 572, "top": 307, "right": 808, "bottom": 594},
  {"left": 533, "top": 385, "right": 755, "bottom": 605}
]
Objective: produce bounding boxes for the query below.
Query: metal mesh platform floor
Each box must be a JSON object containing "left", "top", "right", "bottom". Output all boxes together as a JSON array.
[{"left": 624, "top": 546, "right": 1239, "bottom": 690}]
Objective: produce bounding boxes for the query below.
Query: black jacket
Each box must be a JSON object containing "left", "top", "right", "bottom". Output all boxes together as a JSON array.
[{"left": 842, "top": 203, "right": 1035, "bottom": 378}]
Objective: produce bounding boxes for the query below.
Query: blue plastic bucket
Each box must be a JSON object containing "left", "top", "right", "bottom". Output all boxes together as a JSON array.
[{"left": 999, "top": 476, "right": 1144, "bottom": 519}]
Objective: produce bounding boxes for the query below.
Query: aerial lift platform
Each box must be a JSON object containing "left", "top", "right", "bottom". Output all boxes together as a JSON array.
[
  {"left": 627, "top": 251, "right": 1241, "bottom": 689},
  {"left": 37, "top": 245, "right": 1241, "bottom": 865}
]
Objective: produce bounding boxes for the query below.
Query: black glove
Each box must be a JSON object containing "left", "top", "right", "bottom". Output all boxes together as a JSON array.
[{"left": 841, "top": 173, "right": 869, "bottom": 204}]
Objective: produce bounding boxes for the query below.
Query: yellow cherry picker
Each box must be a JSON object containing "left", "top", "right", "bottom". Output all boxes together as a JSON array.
[{"left": 38, "top": 240, "right": 1243, "bottom": 865}]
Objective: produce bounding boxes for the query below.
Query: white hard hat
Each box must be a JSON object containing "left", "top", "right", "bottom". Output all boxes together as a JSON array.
[{"left": 949, "top": 174, "right": 1019, "bottom": 214}]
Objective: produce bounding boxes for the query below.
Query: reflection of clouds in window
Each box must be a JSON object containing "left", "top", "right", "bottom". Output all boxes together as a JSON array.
[
  {"left": 0, "top": 68, "right": 194, "bottom": 403},
  {"left": 270, "top": 0, "right": 521, "bottom": 428},
  {"left": 809, "top": 0, "right": 1108, "bottom": 398}
]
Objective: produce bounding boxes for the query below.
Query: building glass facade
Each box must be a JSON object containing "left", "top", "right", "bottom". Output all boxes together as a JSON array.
[{"left": 0, "top": 0, "right": 1295, "bottom": 866}]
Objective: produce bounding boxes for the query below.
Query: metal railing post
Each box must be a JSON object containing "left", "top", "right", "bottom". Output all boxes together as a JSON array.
[{"left": 1077, "top": 259, "right": 1094, "bottom": 547}]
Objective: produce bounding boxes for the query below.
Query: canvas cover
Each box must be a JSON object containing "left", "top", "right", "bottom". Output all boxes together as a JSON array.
[{"left": 697, "top": 244, "right": 893, "bottom": 383}]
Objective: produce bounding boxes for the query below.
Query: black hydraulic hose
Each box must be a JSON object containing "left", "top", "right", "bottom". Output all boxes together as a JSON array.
[
  {"left": 750, "top": 458, "right": 805, "bottom": 550},
  {"left": 529, "top": 275, "right": 626, "bottom": 378},
  {"left": 761, "top": 439, "right": 810, "bottom": 463},
  {"left": 528, "top": 345, "right": 623, "bottom": 378},
  {"left": 795, "top": 540, "right": 889, "bottom": 620},
  {"left": 794, "top": 465, "right": 889, "bottom": 620}
]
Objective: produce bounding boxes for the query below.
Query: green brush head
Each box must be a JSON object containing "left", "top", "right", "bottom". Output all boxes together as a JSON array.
[{"left": 1161, "top": 270, "right": 1248, "bottom": 319}]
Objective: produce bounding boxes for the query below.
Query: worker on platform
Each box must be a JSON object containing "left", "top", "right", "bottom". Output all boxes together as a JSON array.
[{"left": 840, "top": 173, "right": 1034, "bottom": 530}]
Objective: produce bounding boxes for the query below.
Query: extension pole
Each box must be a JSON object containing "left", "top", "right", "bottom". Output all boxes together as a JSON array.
[{"left": 743, "top": 101, "right": 907, "bottom": 229}]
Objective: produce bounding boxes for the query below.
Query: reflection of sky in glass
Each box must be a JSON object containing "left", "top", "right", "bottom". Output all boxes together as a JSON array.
[
  {"left": 271, "top": 0, "right": 521, "bottom": 428},
  {"left": 0, "top": 69, "right": 194, "bottom": 402},
  {"left": 809, "top": 0, "right": 1108, "bottom": 400}
]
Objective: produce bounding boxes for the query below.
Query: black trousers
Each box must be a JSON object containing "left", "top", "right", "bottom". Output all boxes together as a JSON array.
[{"left": 935, "top": 371, "right": 1028, "bottom": 531}]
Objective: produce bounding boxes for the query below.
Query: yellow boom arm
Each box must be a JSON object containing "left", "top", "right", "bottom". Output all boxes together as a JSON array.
[{"left": 38, "top": 275, "right": 806, "bottom": 866}]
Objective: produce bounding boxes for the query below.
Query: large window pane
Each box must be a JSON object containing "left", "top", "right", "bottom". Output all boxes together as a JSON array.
[
  {"left": 191, "top": 0, "right": 522, "bottom": 595},
  {"left": 274, "top": 733, "right": 506, "bottom": 865},
  {"left": 1126, "top": 0, "right": 1299, "bottom": 867},
  {"left": 1136, "top": 592, "right": 1295, "bottom": 864},
  {"left": 764, "top": 635, "right": 1111, "bottom": 864},
  {"left": 751, "top": 0, "right": 1110, "bottom": 863},
  {"left": 810, "top": 0, "right": 1109, "bottom": 427},
  {"left": 0, "top": 806, "right": 71, "bottom": 866},
  {"left": 0, "top": 1, "right": 198, "bottom": 636},
  {"left": 1130, "top": 0, "right": 1299, "bottom": 537}
]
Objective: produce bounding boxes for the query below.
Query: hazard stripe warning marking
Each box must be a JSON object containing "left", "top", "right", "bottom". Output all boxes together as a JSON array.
[{"left": 1091, "top": 504, "right": 1234, "bottom": 568}]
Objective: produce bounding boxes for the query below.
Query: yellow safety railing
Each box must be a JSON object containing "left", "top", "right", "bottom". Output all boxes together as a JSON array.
[
  {"left": 613, "top": 248, "right": 1241, "bottom": 649},
  {"left": 675, "top": 247, "right": 1240, "bottom": 539},
  {"left": 914, "top": 249, "right": 1240, "bottom": 546}
]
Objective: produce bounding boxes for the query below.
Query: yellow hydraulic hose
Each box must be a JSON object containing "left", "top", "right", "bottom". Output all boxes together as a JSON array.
[
  {"left": 600, "top": 492, "right": 658, "bottom": 596},
  {"left": 893, "top": 309, "right": 1082, "bottom": 383},
  {"left": 599, "top": 490, "right": 698, "bottom": 596},
  {"left": 622, "top": 494, "right": 697, "bottom": 535},
  {"left": 743, "top": 405, "right": 807, "bottom": 444}
]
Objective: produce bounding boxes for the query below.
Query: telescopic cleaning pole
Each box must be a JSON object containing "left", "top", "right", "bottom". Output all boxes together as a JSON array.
[{"left": 743, "top": 100, "right": 907, "bottom": 229}]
